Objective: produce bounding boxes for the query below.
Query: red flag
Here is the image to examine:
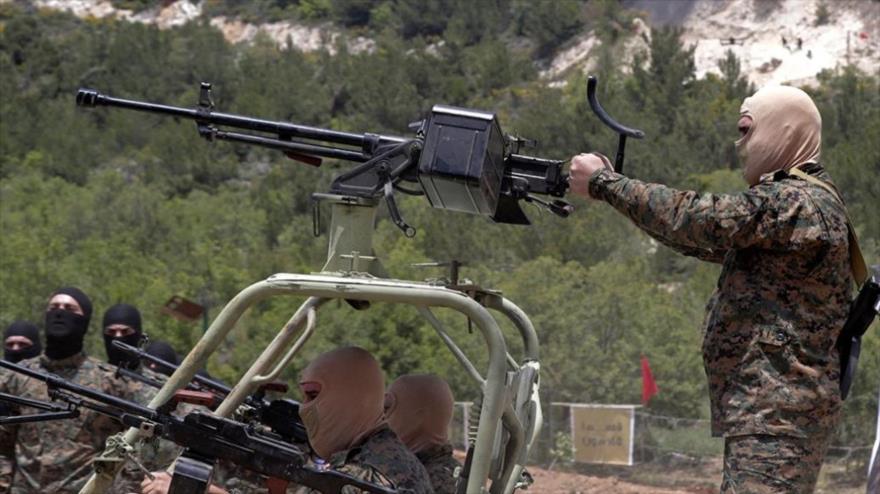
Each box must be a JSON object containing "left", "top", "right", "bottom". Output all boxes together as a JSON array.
[{"left": 641, "top": 355, "right": 658, "bottom": 405}]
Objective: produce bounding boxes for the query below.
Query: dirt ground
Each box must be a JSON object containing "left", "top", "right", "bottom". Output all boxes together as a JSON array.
[
  {"left": 525, "top": 466, "right": 699, "bottom": 494},
  {"left": 516, "top": 458, "right": 868, "bottom": 494}
]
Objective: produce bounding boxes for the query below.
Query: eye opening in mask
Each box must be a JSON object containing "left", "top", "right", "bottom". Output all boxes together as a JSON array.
[
  {"left": 104, "top": 324, "right": 136, "bottom": 338},
  {"left": 46, "top": 294, "right": 84, "bottom": 316},
  {"left": 5, "top": 336, "right": 34, "bottom": 351},
  {"left": 300, "top": 381, "right": 322, "bottom": 402},
  {"left": 737, "top": 114, "right": 754, "bottom": 139}
]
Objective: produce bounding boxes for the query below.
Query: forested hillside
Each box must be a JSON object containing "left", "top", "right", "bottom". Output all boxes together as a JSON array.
[{"left": 1, "top": 0, "right": 878, "bottom": 462}]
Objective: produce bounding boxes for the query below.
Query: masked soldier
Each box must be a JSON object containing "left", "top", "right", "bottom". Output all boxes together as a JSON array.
[
  {"left": 144, "top": 340, "right": 179, "bottom": 376},
  {"left": 295, "top": 346, "right": 433, "bottom": 494},
  {"left": 1, "top": 322, "right": 40, "bottom": 486},
  {"left": 0, "top": 287, "right": 146, "bottom": 493},
  {"left": 103, "top": 303, "right": 146, "bottom": 370},
  {"left": 141, "top": 346, "right": 433, "bottom": 494},
  {"left": 569, "top": 86, "right": 857, "bottom": 493},
  {"left": 386, "top": 374, "right": 461, "bottom": 494},
  {"left": 101, "top": 304, "right": 187, "bottom": 484},
  {"left": 3, "top": 321, "right": 41, "bottom": 363}
]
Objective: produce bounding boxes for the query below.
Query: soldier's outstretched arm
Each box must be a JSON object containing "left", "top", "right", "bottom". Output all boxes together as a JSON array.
[{"left": 584, "top": 168, "right": 807, "bottom": 253}]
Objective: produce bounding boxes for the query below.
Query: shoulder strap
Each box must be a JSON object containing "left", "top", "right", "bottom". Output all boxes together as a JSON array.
[{"left": 788, "top": 167, "right": 868, "bottom": 285}]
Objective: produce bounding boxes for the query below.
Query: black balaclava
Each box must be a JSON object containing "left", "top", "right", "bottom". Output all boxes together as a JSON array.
[
  {"left": 44, "top": 287, "right": 92, "bottom": 361},
  {"left": 102, "top": 303, "right": 144, "bottom": 369},
  {"left": 145, "top": 341, "right": 178, "bottom": 376},
  {"left": 4, "top": 321, "right": 41, "bottom": 363}
]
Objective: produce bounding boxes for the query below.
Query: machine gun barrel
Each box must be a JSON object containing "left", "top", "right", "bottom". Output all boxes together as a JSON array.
[{"left": 75, "top": 87, "right": 406, "bottom": 156}]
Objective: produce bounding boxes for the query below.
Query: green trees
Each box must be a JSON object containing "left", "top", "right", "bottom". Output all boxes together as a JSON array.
[{"left": 0, "top": 2, "right": 877, "bottom": 453}]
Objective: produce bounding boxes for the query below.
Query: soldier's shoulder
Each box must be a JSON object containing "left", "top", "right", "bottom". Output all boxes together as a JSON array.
[
  {"left": 87, "top": 356, "right": 123, "bottom": 379},
  {"left": 334, "top": 462, "right": 396, "bottom": 489},
  {"left": 354, "top": 427, "right": 432, "bottom": 493},
  {"left": 358, "top": 427, "right": 419, "bottom": 465},
  {"left": 750, "top": 173, "right": 827, "bottom": 214}
]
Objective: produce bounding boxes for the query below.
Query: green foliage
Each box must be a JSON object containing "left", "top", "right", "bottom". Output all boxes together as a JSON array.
[
  {"left": 0, "top": 4, "right": 877, "bottom": 453},
  {"left": 512, "top": 0, "right": 583, "bottom": 57},
  {"left": 550, "top": 431, "right": 574, "bottom": 466}
]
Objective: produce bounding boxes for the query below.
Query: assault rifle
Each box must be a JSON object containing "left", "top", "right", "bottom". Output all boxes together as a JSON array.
[
  {"left": 0, "top": 359, "right": 394, "bottom": 494},
  {"left": 111, "top": 340, "right": 308, "bottom": 444}
]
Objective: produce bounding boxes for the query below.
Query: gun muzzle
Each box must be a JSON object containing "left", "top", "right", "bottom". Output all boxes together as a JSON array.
[{"left": 76, "top": 89, "right": 103, "bottom": 107}]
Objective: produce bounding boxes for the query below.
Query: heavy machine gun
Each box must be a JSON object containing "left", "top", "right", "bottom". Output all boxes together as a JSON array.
[
  {"left": 0, "top": 359, "right": 392, "bottom": 494},
  {"left": 77, "top": 83, "right": 572, "bottom": 235}
]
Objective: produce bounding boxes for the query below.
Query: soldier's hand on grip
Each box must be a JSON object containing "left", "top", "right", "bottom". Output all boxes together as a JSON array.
[{"left": 568, "top": 153, "right": 612, "bottom": 199}]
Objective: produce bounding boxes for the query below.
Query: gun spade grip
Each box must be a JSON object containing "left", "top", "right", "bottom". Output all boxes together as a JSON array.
[
  {"left": 76, "top": 89, "right": 101, "bottom": 107},
  {"left": 586, "top": 77, "right": 645, "bottom": 139}
]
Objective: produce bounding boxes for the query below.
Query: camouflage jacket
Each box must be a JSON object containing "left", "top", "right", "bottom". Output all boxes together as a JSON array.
[
  {"left": 296, "top": 426, "right": 433, "bottom": 494},
  {"left": 589, "top": 164, "right": 852, "bottom": 438},
  {"left": 0, "top": 352, "right": 147, "bottom": 493},
  {"left": 416, "top": 444, "right": 460, "bottom": 494}
]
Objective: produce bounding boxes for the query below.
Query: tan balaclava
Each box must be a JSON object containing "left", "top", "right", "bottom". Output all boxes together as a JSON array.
[
  {"left": 298, "top": 347, "right": 385, "bottom": 459},
  {"left": 736, "top": 85, "right": 822, "bottom": 186},
  {"left": 385, "top": 374, "right": 454, "bottom": 453}
]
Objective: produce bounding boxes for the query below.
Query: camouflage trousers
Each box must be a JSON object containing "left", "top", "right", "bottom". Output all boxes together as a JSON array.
[{"left": 720, "top": 433, "right": 831, "bottom": 494}]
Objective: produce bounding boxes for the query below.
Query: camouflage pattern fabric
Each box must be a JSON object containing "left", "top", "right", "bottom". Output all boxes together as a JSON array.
[
  {"left": 211, "top": 460, "right": 270, "bottom": 494},
  {"left": 720, "top": 433, "right": 831, "bottom": 493},
  {"left": 416, "top": 443, "right": 460, "bottom": 494},
  {"left": 0, "top": 352, "right": 148, "bottom": 494},
  {"left": 589, "top": 163, "right": 851, "bottom": 441},
  {"left": 0, "top": 392, "right": 15, "bottom": 490},
  {"left": 296, "top": 425, "right": 433, "bottom": 494}
]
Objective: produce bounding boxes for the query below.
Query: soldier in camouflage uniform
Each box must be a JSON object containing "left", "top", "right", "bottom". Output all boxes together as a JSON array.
[
  {"left": 0, "top": 287, "right": 146, "bottom": 494},
  {"left": 141, "top": 346, "right": 432, "bottom": 494},
  {"left": 569, "top": 86, "right": 855, "bottom": 493},
  {"left": 295, "top": 346, "right": 433, "bottom": 494},
  {"left": 385, "top": 374, "right": 461, "bottom": 494},
  {"left": 1, "top": 321, "right": 41, "bottom": 486},
  {"left": 101, "top": 305, "right": 186, "bottom": 484}
]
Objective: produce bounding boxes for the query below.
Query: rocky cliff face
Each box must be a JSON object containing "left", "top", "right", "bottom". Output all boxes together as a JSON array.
[
  {"left": 548, "top": 0, "right": 879, "bottom": 87},
  {"left": 26, "top": 0, "right": 880, "bottom": 88}
]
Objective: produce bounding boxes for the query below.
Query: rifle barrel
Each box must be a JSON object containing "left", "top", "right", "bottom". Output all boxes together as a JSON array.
[
  {"left": 0, "top": 359, "right": 159, "bottom": 420},
  {"left": 111, "top": 340, "right": 232, "bottom": 395}
]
